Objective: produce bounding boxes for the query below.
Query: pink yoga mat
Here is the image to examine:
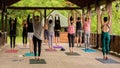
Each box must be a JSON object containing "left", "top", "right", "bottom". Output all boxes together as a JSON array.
[
  {"left": 45, "top": 49, "right": 57, "bottom": 52},
  {"left": 5, "top": 50, "right": 18, "bottom": 53}
]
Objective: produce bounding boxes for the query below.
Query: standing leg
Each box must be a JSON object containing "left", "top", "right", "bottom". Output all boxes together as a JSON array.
[
  {"left": 102, "top": 33, "right": 106, "bottom": 59},
  {"left": 106, "top": 33, "right": 110, "bottom": 60},
  {"left": 38, "top": 39, "right": 42, "bottom": 60},
  {"left": 84, "top": 33, "right": 87, "bottom": 50},
  {"left": 13, "top": 36, "right": 16, "bottom": 49},
  {"left": 48, "top": 32, "right": 52, "bottom": 49},
  {"left": 71, "top": 34, "right": 75, "bottom": 53},
  {"left": 23, "top": 35, "right": 25, "bottom": 46},
  {"left": 10, "top": 36, "right": 12, "bottom": 49},
  {"left": 33, "top": 36, "right": 37, "bottom": 59}
]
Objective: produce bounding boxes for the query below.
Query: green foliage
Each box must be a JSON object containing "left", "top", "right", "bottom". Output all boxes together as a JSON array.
[{"left": 0, "top": 0, "right": 120, "bottom": 36}]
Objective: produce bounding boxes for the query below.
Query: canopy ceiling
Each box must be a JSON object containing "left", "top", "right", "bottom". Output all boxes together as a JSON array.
[
  {"left": 68, "top": 0, "right": 116, "bottom": 8},
  {"left": 0, "top": 0, "right": 116, "bottom": 10},
  {"left": 0, "top": 0, "right": 20, "bottom": 10}
]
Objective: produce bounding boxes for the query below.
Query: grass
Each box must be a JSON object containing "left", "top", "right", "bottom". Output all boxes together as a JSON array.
[{"left": 7, "top": 36, "right": 24, "bottom": 44}]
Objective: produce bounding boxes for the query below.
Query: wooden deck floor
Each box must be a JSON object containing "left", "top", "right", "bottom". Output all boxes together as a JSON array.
[{"left": 0, "top": 43, "right": 120, "bottom": 68}]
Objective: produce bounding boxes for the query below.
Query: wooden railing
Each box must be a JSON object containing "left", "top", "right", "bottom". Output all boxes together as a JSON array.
[
  {"left": 0, "top": 32, "right": 7, "bottom": 46},
  {"left": 90, "top": 33, "right": 120, "bottom": 54}
]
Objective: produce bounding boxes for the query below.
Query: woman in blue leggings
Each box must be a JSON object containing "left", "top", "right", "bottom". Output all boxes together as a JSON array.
[{"left": 100, "top": 11, "right": 111, "bottom": 60}]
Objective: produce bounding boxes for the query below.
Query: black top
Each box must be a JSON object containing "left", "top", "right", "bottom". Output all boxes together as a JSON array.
[
  {"left": 76, "top": 21, "right": 82, "bottom": 30},
  {"left": 9, "top": 18, "right": 17, "bottom": 36},
  {"left": 23, "top": 23, "right": 27, "bottom": 36},
  {"left": 27, "top": 15, "right": 33, "bottom": 32},
  {"left": 54, "top": 17, "right": 61, "bottom": 31}
]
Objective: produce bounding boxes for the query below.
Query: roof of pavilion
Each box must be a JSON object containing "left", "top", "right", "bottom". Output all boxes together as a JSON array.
[
  {"left": 0, "top": 0, "right": 20, "bottom": 10},
  {"left": 68, "top": 0, "right": 116, "bottom": 8},
  {"left": 0, "top": 0, "right": 116, "bottom": 10}
]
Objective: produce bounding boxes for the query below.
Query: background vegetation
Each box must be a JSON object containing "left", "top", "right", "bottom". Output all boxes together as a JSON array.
[{"left": 0, "top": 0, "right": 120, "bottom": 36}]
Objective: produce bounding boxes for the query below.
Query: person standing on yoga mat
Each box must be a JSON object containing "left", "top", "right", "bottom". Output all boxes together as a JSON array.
[
  {"left": 76, "top": 16, "right": 83, "bottom": 47},
  {"left": 22, "top": 20, "right": 28, "bottom": 48},
  {"left": 100, "top": 11, "right": 111, "bottom": 60},
  {"left": 68, "top": 11, "right": 75, "bottom": 53},
  {"left": 48, "top": 15, "right": 54, "bottom": 49},
  {"left": 83, "top": 14, "right": 91, "bottom": 49},
  {"left": 27, "top": 15, "right": 34, "bottom": 53},
  {"left": 32, "top": 10, "right": 44, "bottom": 60},
  {"left": 54, "top": 14, "right": 61, "bottom": 46},
  {"left": 9, "top": 17, "right": 17, "bottom": 50}
]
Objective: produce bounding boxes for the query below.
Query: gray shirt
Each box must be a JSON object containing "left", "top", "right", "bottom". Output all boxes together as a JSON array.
[
  {"left": 48, "top": 21, "right": 54, "bottom": 33},
  {"left": 33, "top": 17, "right": 44, "bottom": 40}
]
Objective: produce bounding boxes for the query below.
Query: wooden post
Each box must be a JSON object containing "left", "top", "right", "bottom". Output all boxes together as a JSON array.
[
  {"left": 95, "top": 4, "right": 101, "bottom": 49},
  {"left": 1, "top": 2, "right": 5, "bottom": 32},
  {"left": 44, "top": 9, "right": 46, "bottom": 23}
]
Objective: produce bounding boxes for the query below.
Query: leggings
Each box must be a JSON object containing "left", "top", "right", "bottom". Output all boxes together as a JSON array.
[
  {"left": 10, "top": 36, "right": 16, "bottom": 48},
  {"left": 23, "top": 35, "right": 27, "bottom": 44},
  {"left": 102, "top": 32, "right": 110, "bottom": 55},
  {"left": 84, "top": 31, "right": 90, "bottom": 48},
  {"left": 33, "top": 36, "right": 42, "bottom": 56},
  {"left": 68, "top": 33, "right": 75, "bottom": 47},
  {"left": 48, "top": 32, "right": 54, "bottom": 46}
]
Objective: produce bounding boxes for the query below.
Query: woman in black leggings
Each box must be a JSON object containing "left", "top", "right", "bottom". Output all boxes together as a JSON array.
[
  {"left": 22, "top": 20, "right": 28, "bottom": 47},
  {"left": 9, "top": 17, "right": 17, "bottom": 50},
  {"left": 32, "top": 10, "right": 44, "bottom": 60}
]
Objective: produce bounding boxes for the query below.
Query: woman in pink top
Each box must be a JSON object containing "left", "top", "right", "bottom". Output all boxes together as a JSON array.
[
  {"left": 68, "top": 12, "right": 75, "bottom": 53},
  {"left": 83, "top": 15, "right": 91, "bottom": 50}
]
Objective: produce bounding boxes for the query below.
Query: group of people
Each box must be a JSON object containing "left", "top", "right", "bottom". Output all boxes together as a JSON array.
[{"left": 8, "top": 9, "right": 111, "bottom": 61}]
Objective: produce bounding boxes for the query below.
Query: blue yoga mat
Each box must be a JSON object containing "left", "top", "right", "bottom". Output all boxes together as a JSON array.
[
  {"left": 24, "top": 53, "right": 38, "bottom": 56},
  {"left": 82, "top": 49, "right": 97, "bottom": 52},
  {"left": 96, "top": 58, "right": 120, "bottom": 64}
]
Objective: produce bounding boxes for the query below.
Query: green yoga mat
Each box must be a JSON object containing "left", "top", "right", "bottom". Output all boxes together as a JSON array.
[
  {"left": 65, "top": 52, "right": 80, "bottom": 56},
  {"left": 30, "top": 59, "right": 46, "bottom": 64}
]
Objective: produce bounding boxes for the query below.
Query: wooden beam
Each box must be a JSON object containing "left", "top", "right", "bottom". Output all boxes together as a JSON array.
[{"left": 7, "top": 7, "right": 81, "bottom": 10}]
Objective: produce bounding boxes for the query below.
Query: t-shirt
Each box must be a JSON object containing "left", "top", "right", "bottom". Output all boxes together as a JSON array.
[
  {"left": 48, "top": 21, "right": 54, "bottom": 32},
  {"left": 83, "top": 20, "right": 91, "bottom": 32},
  {"left": 68, "top": 25, "right": 75, "bottom": 34},
  {"left": 33, "top": 17, "right": 44, "bottom": 40},
  {"left": 76, "top": 21, "right": 82, "bottom": 30}
]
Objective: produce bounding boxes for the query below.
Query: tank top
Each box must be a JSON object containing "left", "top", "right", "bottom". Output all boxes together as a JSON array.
[{"left": 68, "top": 25, "right": 75, "bottom": 34}]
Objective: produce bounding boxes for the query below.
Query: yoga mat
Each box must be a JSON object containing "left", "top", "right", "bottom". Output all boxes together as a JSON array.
[
  {"left": 24, "top": 53, "right": 38, "bottom": 56},
  {"left": 19, "top": 45, "right": 30, "bottom": 49},
  {"left": 65, "top": 52, "right": 80, "bottom": 56},
  {"left": 53, "top": 46, "right": 63, "bottom": 48},
  {"left": 45, "top": 49, "right": 57, "bottom": 52},
  {"left": 82, "top": 49, "right": 97, "bottom": 52},
  {"left": 5, "top": 50, "right": 18, "bottom": 53},
  {"left": 96, "top": 58, "right": 120, "bottom": 64},
  {"left": 30, "top": 59, "right": 46, "bottom": 64}
]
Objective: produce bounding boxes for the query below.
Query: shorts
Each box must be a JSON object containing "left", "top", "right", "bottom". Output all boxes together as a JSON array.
[
  {"left": 44, "top": 30, "right": 49, "bottom": 40},
  {"left": 28, "top": 32, "right": 33, "bottom": 39},
  {"left": 55, "top": 31, "right": 60, "bottom": 37},
  {"left": 76, "top": 30, "right": 82, "bottom": 37}
]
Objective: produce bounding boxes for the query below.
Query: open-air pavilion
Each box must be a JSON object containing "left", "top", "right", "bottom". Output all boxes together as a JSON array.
[{"left": 0, "top": 0, "right": 120, "bottom": 68}]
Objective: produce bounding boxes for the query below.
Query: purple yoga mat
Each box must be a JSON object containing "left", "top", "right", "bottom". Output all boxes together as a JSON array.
[{"left": 53, "top": 46, "right": 63, "bottom": 48}]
